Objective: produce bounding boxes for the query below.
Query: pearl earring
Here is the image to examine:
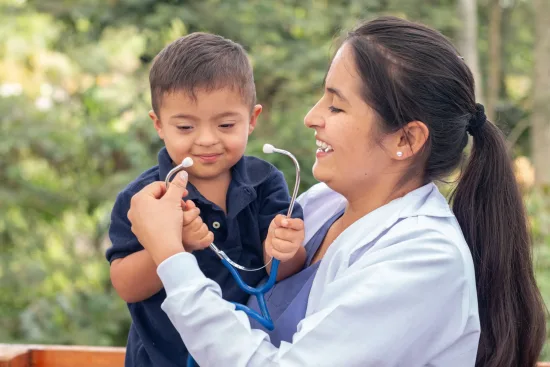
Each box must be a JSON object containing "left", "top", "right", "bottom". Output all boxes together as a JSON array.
[{"left": 396, "top": 151, "right": 403, "bottom": 157}]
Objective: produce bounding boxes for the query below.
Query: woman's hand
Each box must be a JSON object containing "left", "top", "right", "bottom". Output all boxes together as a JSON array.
[{"left": 127, "top": 171, "right": 190, "bottom": 265}]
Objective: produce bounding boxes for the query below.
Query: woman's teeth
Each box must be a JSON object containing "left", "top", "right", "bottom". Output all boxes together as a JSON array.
[{"left": 316, "top": 139, "right": 334, "bottom": 153}]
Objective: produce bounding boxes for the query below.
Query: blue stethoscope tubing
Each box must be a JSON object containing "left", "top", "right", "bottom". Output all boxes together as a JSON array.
[{"left": 183, "top": 145, "right": 300, "bottom": 366}]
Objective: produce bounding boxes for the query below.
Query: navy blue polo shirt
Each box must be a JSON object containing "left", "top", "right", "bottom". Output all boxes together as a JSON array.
[{"left": 106, "top": 147, "right": 303, "bottom": 367}]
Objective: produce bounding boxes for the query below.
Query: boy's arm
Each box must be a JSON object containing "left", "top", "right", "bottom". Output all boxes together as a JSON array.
[
  {"left": 258, "top": 169, "right": 305, "bottom": 281},
  {"left": 110, "top": 250, "right": 163, "bottom": 303},
  {"left": 107, "top": 190, "right": 164, "bottom": 303}
]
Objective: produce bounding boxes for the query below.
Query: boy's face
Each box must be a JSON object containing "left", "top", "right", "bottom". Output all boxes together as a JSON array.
[{"left": 150, "top": 88, "right": 261, "bottom": 181}]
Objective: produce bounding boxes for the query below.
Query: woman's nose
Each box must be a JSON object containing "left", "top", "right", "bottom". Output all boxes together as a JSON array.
[{"left": 304, "top": 100, "right": 325, "bottom": 129}]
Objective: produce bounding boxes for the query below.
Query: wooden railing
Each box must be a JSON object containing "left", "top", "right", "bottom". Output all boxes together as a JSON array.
[{"left": 1, "top": 343, "right": 550, "bottom": 366}]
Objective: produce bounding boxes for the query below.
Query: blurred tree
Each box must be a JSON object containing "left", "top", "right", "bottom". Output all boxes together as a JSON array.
[
  {"left": 532, "top": 0, "right": 550, "bottom": 187},
  {"left": 457, "top": 0, "right": 484, "bottom": 102},
  {"left": 487, "top": 0, "right": 502, "bottom": 121}
]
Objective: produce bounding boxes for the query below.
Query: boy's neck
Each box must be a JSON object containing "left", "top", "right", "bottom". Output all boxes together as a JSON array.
[{"left": 188, "top": 171, "right": 232, "bottom": 213}]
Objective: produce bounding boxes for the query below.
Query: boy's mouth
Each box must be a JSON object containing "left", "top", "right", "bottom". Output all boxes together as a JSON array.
[{"left": 195, "top": 153, "right": 223, "bottom": 163}]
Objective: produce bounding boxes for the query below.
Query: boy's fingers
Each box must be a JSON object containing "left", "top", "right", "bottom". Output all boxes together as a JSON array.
[
  {"left": 199, "top": 231, "right": 214, "bottom": 247},
  {"left": 185, "top": 200, "right": 197, "bottom": 210},
  {"left": 185, "top": 216, "right": 204, "bottom": 232},
  {"left": 280, "top": 218, "right": 304, "bottom": 231},
  {"left": 182, "top": 208, "right": 200, "bottom": 225},
  {"left": 271, "top": 237, "right": 298, "bottom": 254},
  {"left": 273, "top": 215, "right": 304, "bottom": 231},
  {"left": 195, "top": 223, "right": 209, "bottom": 240},
  {"left": 273, "top": 227, "right": 297, "bottom": 242},
  {"left": 272, "top": 214, "right": 286, "bottom": 227}
]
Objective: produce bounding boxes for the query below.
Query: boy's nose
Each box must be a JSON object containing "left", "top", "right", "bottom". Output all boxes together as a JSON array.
[{"left": 195, "top": 128, "right": 219, "bottom": 147}]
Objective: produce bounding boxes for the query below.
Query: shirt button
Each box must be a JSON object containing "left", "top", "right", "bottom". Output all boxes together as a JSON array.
[{"left": 212, "top": 221, "right": 221, "bottom": 229}]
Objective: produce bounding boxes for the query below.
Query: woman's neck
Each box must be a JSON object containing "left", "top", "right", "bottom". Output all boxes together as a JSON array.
[{"left": 340, "top": 178, "right": 424, "bottom": 231}]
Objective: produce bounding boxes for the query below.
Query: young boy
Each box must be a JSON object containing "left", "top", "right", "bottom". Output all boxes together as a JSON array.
[{"left": 106, "top": 33, "right": 305, "bottom": 367}]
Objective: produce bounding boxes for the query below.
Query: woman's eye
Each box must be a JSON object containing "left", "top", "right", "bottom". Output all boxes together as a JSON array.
[{"left": 328, "top": 106, "right": 344, "bottom": 113}]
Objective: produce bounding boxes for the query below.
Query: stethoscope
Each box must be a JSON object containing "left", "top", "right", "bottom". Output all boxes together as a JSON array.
[{"left": 165, "top": 144, "right": 300, "bottom": 367}]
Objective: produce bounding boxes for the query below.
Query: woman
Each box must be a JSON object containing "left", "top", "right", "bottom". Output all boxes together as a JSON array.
[{"left": 127, "top": 16, "right": 546, "bottom": 366}]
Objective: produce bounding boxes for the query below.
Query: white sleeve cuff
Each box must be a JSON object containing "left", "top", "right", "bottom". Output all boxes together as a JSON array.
[{"left": 157, "top": 252, "right": 206, "bottom": 295}]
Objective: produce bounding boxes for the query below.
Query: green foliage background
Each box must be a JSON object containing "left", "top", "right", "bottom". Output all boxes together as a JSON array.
[{"left": 1, "top": 0, "right": 548, "bottom": 360}]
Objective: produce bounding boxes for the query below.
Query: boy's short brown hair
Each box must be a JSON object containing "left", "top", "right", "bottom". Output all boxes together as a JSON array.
[{"left": 149, "top": 33, "right": 256, "bottom": 115}]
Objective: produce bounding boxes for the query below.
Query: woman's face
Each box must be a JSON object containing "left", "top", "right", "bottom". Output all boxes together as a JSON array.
[{"left": 304, "top": 44, "right": 398, "bottom": 199}]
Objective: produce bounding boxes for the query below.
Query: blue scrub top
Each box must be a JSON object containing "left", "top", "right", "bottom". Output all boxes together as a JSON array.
[{"left": 247, "top": 209, "right": 345, "bottom": 347}]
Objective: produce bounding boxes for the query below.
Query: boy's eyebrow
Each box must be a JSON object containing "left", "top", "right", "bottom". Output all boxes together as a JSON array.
[
  {"left": 170, "top": 113, "right": 199, "bottom": 121},
  {"left": 211, "top": 111, "right": 242, "bottom": 120},
  {"left": 170, "top": 111, "right": 242, "bottom": 121},
  {"left": 326, "top": 87, "right": 349, "bottom": 104}
]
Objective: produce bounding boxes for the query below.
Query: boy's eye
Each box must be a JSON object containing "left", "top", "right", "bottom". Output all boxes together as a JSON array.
[
  {"left": 328, "top": 106, "right": 344, "bottom": 113},
  {"left": 219, "top": 123, "right": 235, "bottom": 128},
  {"left": 177, "top": 126, "right": 193, "bottom": 130}
]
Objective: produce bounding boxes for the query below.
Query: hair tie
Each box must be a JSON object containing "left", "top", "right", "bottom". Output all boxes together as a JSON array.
[{"left": 467, "top": 103, "right": 486, "bottom": 136}]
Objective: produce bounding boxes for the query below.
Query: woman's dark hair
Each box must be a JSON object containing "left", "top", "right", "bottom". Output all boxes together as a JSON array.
[{"left": 345, "top": 16, "right": 546, "bottom": 367}]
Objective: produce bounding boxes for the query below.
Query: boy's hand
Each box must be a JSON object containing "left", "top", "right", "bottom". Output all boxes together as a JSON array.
[
  {"left": 181, "top": 200, "right": 214, "bottom": 252},
  {"left": 265, "top": 214, "right": 305, "bottom": 262}
]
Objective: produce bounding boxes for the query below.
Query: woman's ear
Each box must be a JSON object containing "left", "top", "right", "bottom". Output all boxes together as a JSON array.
[{"left": 392, "top": 121, "right": 429, "bottom": 160}]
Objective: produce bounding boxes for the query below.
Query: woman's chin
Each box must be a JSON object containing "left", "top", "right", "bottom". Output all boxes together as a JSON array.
[{"left": 312, "top": 164, "right": 331, "bottom": 184}]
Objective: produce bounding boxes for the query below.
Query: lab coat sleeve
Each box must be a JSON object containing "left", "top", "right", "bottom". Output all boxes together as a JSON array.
[{"left": 158, "top": 227, "right": 474, "bottom": 367}]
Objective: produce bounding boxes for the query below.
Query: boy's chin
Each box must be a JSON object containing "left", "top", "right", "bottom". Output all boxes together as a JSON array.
[{"left": 188, "top": 166, "right": 231, "bottom": 181}]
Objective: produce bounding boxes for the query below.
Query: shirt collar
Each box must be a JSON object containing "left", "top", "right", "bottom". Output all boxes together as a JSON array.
[
  {"left": 332, "top": 183, "right": 454, "bottom": 256},
  {"left": 349, "top": 182, "right": 454, "bottom": 235},
  {"left": 301, "top": 182, "right": 454, "bottom": 248},
  {"left": 157, "top": 147, "right": 272, "bottom": 208}
]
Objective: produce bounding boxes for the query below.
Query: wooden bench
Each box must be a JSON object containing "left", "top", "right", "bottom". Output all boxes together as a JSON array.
[{"left": 1, "top": 343, "right": 549, "bottom": 366}]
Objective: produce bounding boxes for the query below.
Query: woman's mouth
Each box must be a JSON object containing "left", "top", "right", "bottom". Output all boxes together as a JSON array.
[{"left": 316, "top": 139, "right": 334, "bottom": 153}]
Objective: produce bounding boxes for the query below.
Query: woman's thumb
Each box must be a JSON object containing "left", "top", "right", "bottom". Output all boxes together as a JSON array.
[{"left": 165, "top": 170, "right": 189, "bottom": 201}]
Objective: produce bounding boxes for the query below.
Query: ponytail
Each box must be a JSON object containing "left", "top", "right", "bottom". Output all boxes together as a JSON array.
[{"left": 451, "top": 118, "right": 547, "bottom": 367}]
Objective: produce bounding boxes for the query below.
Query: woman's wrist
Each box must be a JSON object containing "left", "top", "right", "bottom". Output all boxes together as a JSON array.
[{"left": 148, "top": 239, "right": 186, "bottom": 266}]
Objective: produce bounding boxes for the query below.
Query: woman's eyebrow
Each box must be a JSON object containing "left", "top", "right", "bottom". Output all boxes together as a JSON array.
[{"left": 326, "top": 87, "right": 350, "bottom": 104}]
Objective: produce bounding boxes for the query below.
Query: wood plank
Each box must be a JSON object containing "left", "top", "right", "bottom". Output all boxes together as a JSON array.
[
  {"left": 0, "top": 345, "right": 30, "bottom": 367},
  {"left": 30, "top": 345, "right": 125, "bottom": 367},
  {"left": 0, "top": 345, "right": 124, "bottom": 367},
  {"left": 0, "top": 353, "right": 30, "bottom": 367},
  {"left": 2, "top": 343, "right": 550, "bottom": 366}
]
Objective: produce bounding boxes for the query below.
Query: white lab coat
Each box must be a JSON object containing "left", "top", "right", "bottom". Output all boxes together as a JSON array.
[{"left": 158, "top": 182, "right": 480, "bottom": 366}]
